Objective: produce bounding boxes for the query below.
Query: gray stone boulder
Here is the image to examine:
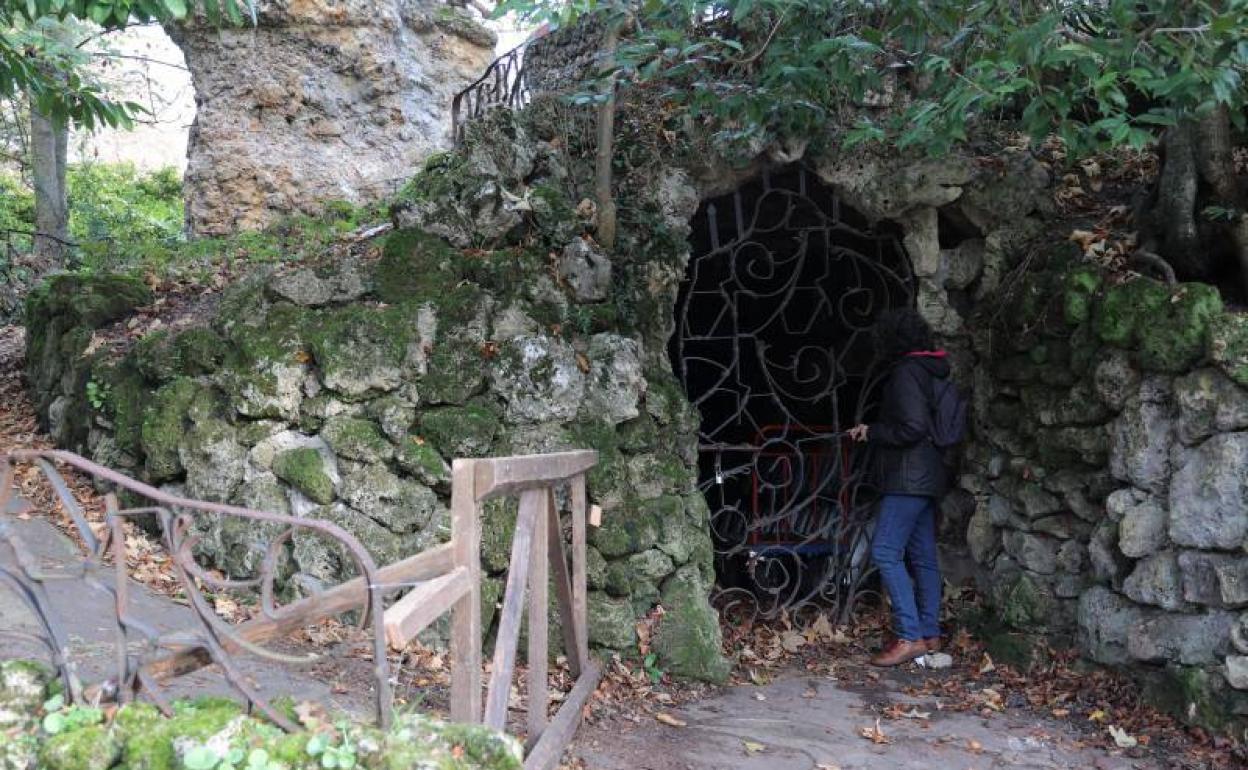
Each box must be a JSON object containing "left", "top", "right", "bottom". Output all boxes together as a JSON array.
[
  {"left": 180, "top": 418, "right": 246, "bottom": 503},
  {"left": 1002, "top": 531, "right": 1059, "bottom": 574},
  {"left": 558, "top": 238, "right": 612, "bottom": 302},
  {"left": 1078, "top": 586, "right": 1145, "bottom": 664},
  {"left": 581, "top": 335, "right": 645, "bottom": 425},
  {"left": 267, "top": 263, "right": 370, "bottom": 307},
  {"left": 1109, "top": 395, "right": 1174, "bottom": 495},
  {"left": 586, "top": 592, "right": 637, "bottom": 649},
  {"left": 1093, "top": 349, "right": 1139, "bottom": 411},
  {"left": 1089, "top": 520, "right": 1130, "bottom": 587},
  {"left": 966, "top": 504, "right": 999, "bottom": 565},
  {"left": 653, "top": 566, "right": 730, "bottom": 683},
  {"left": 337, "top": 461, "right": 442, "bottom": 535},
  {"left": 1178, "top": 551, "right": 1241, "bottom": 607},
  {"left": 1225, "top": 655, "right": 1248, "bottom": 690},
  {"left": 1123, "top": 551, "right": 1188, "bottom": 611},
  {"left": 491, "top": 335, "right": 585, "bottom": 423},
  {"left": 1214, "top": 559, "right": 1248, "bottom": 607},
  {"left": 1112, "top": 490, "right": 1168, "bottom": 558},
  {"left": 1174, "top": 368, "right": 1248, "bottom": 444},
  {"left": 1169, "top": 433, "right": 1248, "bottom": 550},
  {"left": 1127, "top": 610, "right": 1235, "bottom": 665}
]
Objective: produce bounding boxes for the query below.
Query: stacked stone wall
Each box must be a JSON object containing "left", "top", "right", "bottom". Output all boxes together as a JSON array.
[{"left": 961, "top": 261, "right": 1248, "bottom": 726}]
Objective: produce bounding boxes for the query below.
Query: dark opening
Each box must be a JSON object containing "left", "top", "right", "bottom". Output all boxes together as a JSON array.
[{"left": 669, "top": 164, "right": 915, "bottom": 619}]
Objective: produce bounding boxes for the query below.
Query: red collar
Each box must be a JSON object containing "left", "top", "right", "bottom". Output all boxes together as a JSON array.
[{"left": 906, "top": 350, "right": 947, "bottom": 358}]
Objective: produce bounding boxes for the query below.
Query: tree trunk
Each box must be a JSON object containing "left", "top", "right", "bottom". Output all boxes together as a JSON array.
[
  {"left": 1145, "top": 106, "right": 1248, "bottom": 298},
  {"left": 593, "top": 21, "right": 619, "bottom": 251},
  {"left": 30, "top": 106, "right": 68, "bottom": 268}
]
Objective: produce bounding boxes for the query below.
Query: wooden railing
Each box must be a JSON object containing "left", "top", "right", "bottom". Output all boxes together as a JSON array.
[{"left": 383, "top": 450, "right": 601, "bottom": 770}]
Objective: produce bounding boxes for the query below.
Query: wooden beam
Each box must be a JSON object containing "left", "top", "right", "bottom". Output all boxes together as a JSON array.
[
  {"left": 449, "top": 459, "right": 483, "bottom": 724},
  {"left": 473, "top": 451, "right": 598, "bottom": 502},
  {"left": 143, "top": 542, "right": 456, "bottom": 681},
  {"left": 570, "top": 473, "right": 590, "bottom": 671},
  {"left": 483, "top": 488, "right": 543, "bottom": 731},
  {"left": 527, "top": 489, "right": 550, "bottom": 743},
  {"left": 522, "top": 662, "right": 603, "bottom": 770},
  {"left": 383, "top": 566, "right": 471, "bottom": 649},
  {"left": 546, "top": 493, "right": 582, "bottom": 679}
]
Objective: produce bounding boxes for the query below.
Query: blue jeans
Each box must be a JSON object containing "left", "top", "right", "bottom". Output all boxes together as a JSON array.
[{"left": 871, "top": 494, "right": 941, "bottom": 641}]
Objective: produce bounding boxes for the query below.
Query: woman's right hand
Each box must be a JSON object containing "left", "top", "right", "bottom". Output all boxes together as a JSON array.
[{"left": 849, "top": 424, "right": 869, "bottom": 442}]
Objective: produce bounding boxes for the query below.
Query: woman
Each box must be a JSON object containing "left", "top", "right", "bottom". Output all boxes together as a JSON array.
[{"left": 849, "top": 308, "right": 949, "bottom": 667}]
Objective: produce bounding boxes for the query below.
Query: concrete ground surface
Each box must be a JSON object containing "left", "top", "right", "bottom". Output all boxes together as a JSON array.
[
  {"left": 572, "top": 671, "right": 1161, "bottom": 770},
  {"left": 0, "top": 513, "right": 1170, "bottom": 769}
]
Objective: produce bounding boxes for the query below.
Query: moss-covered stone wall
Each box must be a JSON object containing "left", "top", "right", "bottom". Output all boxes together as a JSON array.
[{"left": 961, "top": 253, "right": 1248, "bottom": 731}]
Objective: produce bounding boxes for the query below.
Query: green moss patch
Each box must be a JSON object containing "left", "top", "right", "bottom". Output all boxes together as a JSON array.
[{"left": 272, "top": 447, "right": 335, "bottom": 504}]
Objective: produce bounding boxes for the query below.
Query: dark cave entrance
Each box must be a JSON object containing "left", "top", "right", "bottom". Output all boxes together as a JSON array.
[{"left": 669, "top": 164, "right": 915, "bottom": 620}]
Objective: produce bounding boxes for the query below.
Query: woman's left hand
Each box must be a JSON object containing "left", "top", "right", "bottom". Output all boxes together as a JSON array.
[{"left": 849, "top": 424, "right": 869, "bottom": 442}]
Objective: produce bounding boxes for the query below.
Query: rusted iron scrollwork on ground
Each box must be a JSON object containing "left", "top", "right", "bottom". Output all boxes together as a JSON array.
[
  {"left": 671, "top": 164, "right": 916, "bottom": 624},
  {"left": 0, "top": 449, "right": 393, "bottom": 731}
]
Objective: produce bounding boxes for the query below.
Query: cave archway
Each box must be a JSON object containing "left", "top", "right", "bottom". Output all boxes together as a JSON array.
[{"left": 670, "top": 164, "right": 915, "bottom": 622}]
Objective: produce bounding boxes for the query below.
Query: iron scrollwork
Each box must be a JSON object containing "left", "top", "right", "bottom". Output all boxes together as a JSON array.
[
  {"left": 0, "top": 449, "right": 394, "bottom": 730},
  {"left": 671, "top": 164, "right": 915, "bottom": 623}
]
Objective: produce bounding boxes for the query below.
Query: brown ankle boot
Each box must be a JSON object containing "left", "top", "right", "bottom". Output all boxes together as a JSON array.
[
  {"left": 870, "top": 639, "right": 928, "bottom": 667},
  {"left": 924, "top": 636, "right": 942, "bottom": 653}
]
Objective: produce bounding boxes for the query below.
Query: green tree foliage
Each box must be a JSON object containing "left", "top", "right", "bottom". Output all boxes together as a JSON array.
[
  {"left": 0, "top": 0, "right": 252, "bottom": 128},
  {"left": 499, "top": 0, "right": 1248, "bottom": 161}
]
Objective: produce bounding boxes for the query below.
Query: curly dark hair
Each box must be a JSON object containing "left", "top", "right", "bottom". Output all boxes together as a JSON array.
[{"left": 871, "top": 307, "right": 936, "bottom": 363}]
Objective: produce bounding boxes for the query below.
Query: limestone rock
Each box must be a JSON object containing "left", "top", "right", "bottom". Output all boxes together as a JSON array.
[
  {"left": 272, "top": 446, "right": 335, "bottom": 504},
  {"left": 1114, "top": 491, "right": 1168, "bottom": 558},
  {"left": 172, "top": 2, "right": 494, "bottom": 235},
  {"left": 491, "top": 335, "right": 585, "bottom": 423},
  {"left": 966, "top": 504, "right": 999, "bottom": 565},
  {"left": 0, "top": 660, "right": 48, "bottom": 729},
  {"left": 1078, "top": 586, "right": 1146, "bottom": 664},
  {"left": 1109, "top": 397, "right": 1173, "bottom": 495},
  {"left": 586, "top": 592, "right": 637, "bottom": 649},
  {"left": 321, "top": 416, "right": 394, "bottom": 463},
  {"left": 558, "top": 238, "right": 612, "bottom": 302},
  {"left": 653, "top": 566, "right": 730, "bottom": 683},
  {"left": 1088, "top": 520, "right": 1130, "bottom": 587},
  {"left": 628, "top": 548, "right": 675, "bottom": 583},
  {"left": 1208, "top": 311, "right": 1248, "bottom": 387},
  {"left": 1093, "top": 350, "right": 1139, "bottom": 411},
  {"left": 267, "top": 263, "right": 370, "bottom": 307},
  {"left": 220, "top": 358, "right": 306, "bottom": 421},
  {"left": 1123, "top": 551, "right": 1188, "bottom": 611},
  {"left": 957, "top": 153, "right": 1052, "bottom": 232},
  {"left": 418, "top": 404, "right": 501, "bottom": 458},
  {"left": 941, "top": 238, "right": 986, "bottom": 290},
  {"left": 1214, "top": 559, "right": 1248, "bottom": 607},
  {"left": 1002, "top": 531, "right": 1059, "bottom": 575},
  {"left": 1127, "top": 610, "right": 1235, "bottom": 665},
  {"left": 581, "top": 334, "right": 645, "bottom": 424},
  {"left": 179, "top": 419, "right": 246, "bottom": 502},
  {"left": 337, "top": 462, "right": 441, "bottom": 535},
  {"left": 812, "top": 152, "right": 973, "bottom": 221},
  {"left": 1174, "top": 368, "right": 1248, "bottom": 445},
  {"left": 1169, "top": 433, "right": 1248, "bottom": 550},
  {"left": 1178, "top": 551, "right": 1240, "bottom": 607},
  {"left": 1225, "top": 656, "right": 1248, "bottom": 690}
]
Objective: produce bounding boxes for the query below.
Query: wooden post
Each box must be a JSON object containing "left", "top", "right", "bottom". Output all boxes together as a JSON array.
[
  {"left": 484, "top": 488, "right": 542, "bottom": 731},
  {"left": 450, "top": 460, "right": 483, "bottom": 724},
  {"left": 593, "top": 22, "right": 619, "bottom": 250},
  {"left": 546, "top": 493, "right": 582, "bottom": 678},
  {"left": 527, "top": 489, "right": 550, "bottom": 743},
  {"left": 570, "top": 473, "right": 591, "bottom": 669}
]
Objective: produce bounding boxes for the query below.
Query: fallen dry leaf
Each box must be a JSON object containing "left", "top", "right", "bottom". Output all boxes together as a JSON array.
[
  {"left": 859, "top": 718, "right": 889, "bottom": 745},
  {"left": 1108, "top": 725, "right": 1138, "bottom": 749},
  {"left": 978, "top": 653, "right": 996, "bottom": 674},
  {"left": 655, "top": 713, "right": 687, "bottom": 728},
  {"left": 742, "top": 740, "right": 766, "bottom": 755}
]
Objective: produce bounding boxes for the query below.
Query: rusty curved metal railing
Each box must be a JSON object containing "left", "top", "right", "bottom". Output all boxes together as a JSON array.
[
  {"left": 452, "top": 40, "right": 533, "bottom": 145},
  {"left": 0, "top": 449, "right": 394, "bottom": 730}
]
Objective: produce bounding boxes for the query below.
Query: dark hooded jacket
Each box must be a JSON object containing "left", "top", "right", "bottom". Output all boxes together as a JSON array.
[{"left": 868, "top": 352, "right": 951, "bottom": 498}]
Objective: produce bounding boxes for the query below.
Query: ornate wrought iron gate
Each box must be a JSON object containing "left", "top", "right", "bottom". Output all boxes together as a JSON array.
[{"left": 671, "top": 164, "right": 914, "bottom": 622}]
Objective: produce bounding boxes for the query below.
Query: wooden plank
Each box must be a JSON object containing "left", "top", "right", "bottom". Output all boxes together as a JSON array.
[
  {"left": 527, "top": 488, "right": 550, "bottom": 743},
  {"left": 383, "top": 566, "right": 471, "bottom": 649},
  {"left": 473, "top": 451, "right": 598, "bottom": 502},
  {"left": 570, "top": 474, "right": 590, "bottom": 671},
  {"left": 523, "top": 662, "right": 603, "bottom": 770},
  {"left": 449, "top": 459, "right": 484, "bottom": 724},
  {"left": 144, "top": 542, "right": 456, "bottom": 681},
  {"left": 546, "top": 492, "right": 582, "bottom": 679},
  {"left": 483, "top": 488, "right": 543, "bottom": 731}
]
